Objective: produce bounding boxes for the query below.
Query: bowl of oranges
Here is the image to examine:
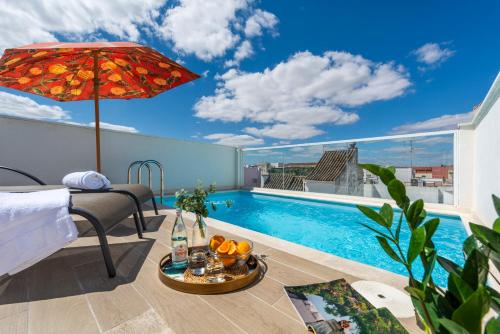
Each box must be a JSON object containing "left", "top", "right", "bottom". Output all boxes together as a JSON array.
[{"left": 209, "top": 235, "right": 253, "bottom": 268}]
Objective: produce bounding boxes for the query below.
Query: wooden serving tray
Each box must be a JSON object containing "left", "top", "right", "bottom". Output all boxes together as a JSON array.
[{"left": 158, "top": 252, "right": 261, "bottom": 294}]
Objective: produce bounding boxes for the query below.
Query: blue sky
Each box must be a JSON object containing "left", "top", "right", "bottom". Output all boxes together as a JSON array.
[{"left": 0, "top": 0, "right": 499, "bottom": 150}]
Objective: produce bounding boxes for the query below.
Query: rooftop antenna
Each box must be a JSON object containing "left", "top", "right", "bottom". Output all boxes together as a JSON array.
[
  {"left": 410, "top": 140, "right": 414, "bottom": 176},
  {"left": 282, "top": 151, "right": 286, "bottom": 190}
]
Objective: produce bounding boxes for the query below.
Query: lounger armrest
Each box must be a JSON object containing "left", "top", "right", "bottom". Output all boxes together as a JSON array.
[{"left": 0, "top": 166, "right": 46, "bottom": 185}]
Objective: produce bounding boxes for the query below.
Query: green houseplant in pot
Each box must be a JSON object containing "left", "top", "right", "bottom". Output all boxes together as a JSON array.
[
  {"left": 357, "top": 164, "right": 499, "bottom": 334},
  {"left": 175, "top": 183, "right": 232, "bottom": 250}
]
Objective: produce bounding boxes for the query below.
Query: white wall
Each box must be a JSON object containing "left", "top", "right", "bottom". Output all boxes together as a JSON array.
[
  {"left": 465, "top": 73, "right": 500, "bottom": 225},
  {"left": 0, "top": 116, "right": 238, "bottom": 194},
  {"left": 364, "top": 184, "right": 453, "bottom": 204},
  {"left": 455, "top": 128, "right": 475, "bottom": 210}
]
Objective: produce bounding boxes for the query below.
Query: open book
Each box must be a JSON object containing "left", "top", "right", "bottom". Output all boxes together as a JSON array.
[{"left": 284, "top": 279, "right": 408, "bottom": 334}]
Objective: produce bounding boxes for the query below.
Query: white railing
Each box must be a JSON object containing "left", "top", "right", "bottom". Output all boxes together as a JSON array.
[{"left": 240, "top": 130, "right": 458, "bottom": 205}]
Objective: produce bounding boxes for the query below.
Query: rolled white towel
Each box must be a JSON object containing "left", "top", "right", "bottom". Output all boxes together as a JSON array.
[{"left": 62, "top": 171, "right": 111, "bottom": 190}]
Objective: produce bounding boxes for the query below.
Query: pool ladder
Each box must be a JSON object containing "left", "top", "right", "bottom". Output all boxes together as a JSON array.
[{"left": 127, "top": 160, "right": 165, "bottom": 203}]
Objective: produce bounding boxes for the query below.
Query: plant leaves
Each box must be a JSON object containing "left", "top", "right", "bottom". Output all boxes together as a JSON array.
[
  {"left": 494, "top": 218, "right": 500, "bottom": 233},
  {"left": 461, "top": 249, "right": 489, "bottom": 289},
  {"left": 493, "top": 194, "right": 500, "bottom": 216},
  {"left": 437, "top": 256, "right": 463, "bottom": 276},
  {"left": 359, "top": 163, "right": 380, "bottom": 176},
  {"left": 379, "top": 204, "right": 394, "bottom": 228},
  {"left": 486, "top": 286, "right": 500, "bottom": 312},
  {"left": 422, "top": 250, "right": 437, "bottom": 290},
  {"left": 405, "top": 287, "right": 425, "bottom": 300},
  {"left": 376, "top": 236, "right": 402, "bottom": 263},
  {"left": 395, "top": 212, "right": 403, "bottom": 241},
  {"left": 388, "top": 179, "right": 408, "bottom": 208},
  {"left": 447, "top": 272, "right": 474, "bottom": 303},
  {"left": 407, "top": 226, "right": 426, "bottom": 265},
  {"left": 486, "top": 317, "right": 500, "bottom": 334},
  {"left": 359, "top": 164, "right": 396, "bottom": 185},
  {"left": 439, "top": 319, "right": 471, "bottom": 334},
  {"left": 357, "top": 205, "right": 389, "bottom": 228},
  {"left": 451, "top": 286, "right": 490, "bottom": 334},
  {"left": 407, "top": 199, "right": 424, "bottom": 228},
  {"left": 378, "top": 168, "right": 396, "bottom": 186},
  {"left": 423, "top": 218, "right": 440, "bottom": 244},
  {"left": 410, "top": 291, "right": 442, "bottom": 332},
  {"left": 463, "top": 235, "right": 478, "bottom": 257},
  {"left": 359, "top": 223, "right": 393, "bottom": 240},
  {"left": 470, "top": 223, "right": 500, "bottom": 253}
]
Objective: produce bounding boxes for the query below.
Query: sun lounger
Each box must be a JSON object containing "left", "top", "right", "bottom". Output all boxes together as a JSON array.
[
  {"left": 0, "top": 166, "right": 153, "bottom": 277},
  {"left": 0, "top": 166, "right": 159, "bottom": 230}
]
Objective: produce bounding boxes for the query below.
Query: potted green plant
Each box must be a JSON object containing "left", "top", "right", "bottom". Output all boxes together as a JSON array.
[
  {"left": 175, "top": 183, "right": 232, "bottom": 250},
  {"left": 356, "top": 164, "right": 499, "bottom": 334}
]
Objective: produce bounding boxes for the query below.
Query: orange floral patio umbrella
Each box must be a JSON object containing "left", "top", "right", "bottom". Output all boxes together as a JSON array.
[{"left": 0, "top": 42, "right": 200, "bottom": 171}]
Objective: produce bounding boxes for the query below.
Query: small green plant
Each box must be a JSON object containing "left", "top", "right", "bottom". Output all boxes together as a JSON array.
[
  {"left": 357, "top": 164, "right": 499, "bottom": 334},
  {"left": 175, "top": 183, "right": 233, "bottom": 237}
]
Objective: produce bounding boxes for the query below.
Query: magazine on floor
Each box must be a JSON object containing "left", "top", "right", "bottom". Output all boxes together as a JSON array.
[{"left": 284, "top": 279, "right": 408, "bottom": 334}]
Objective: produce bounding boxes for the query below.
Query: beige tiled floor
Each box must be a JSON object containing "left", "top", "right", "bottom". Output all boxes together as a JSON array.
[{"left": 0, "top": 208, "right": 422, "bottom": 334}]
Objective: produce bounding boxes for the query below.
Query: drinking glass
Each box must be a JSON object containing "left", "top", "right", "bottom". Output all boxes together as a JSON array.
[
  {"left": 188, "top": 250, "right": 207, "bottom": 276},
  {"left": 205, "top": 254, "right": 225, "bottom": 283}
]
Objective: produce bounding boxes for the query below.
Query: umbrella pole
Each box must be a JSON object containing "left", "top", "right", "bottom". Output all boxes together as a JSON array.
[{"left": 93, "top": 51, "right": 101, "bottom": 172}]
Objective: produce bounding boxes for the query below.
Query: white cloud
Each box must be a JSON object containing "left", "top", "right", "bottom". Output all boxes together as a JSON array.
[
  {"left": 224, "top": 40, "right": 254, "bottom": 67},
  {"left": 244, "top": 9, "right": 278, "bottom": 37},
  {"left": 413, "top": 42, "right": 455, "bottom": 66},
  {"left": 159, "top": 0, "right": 278, "bottom": 61},
  {"left": 0, "top": 0, "right": 165, "bottom": 53},
  {"left": 0, "top": 91, "right": 138, "bottom": 133},
  {"left": 245, "top": 124, "right": 324, "bottom": 140},
  {"left": 160, "top": 0, "right": 246, "bottom": 61},
  {"left": 0, "top": 0, "right": 278, "bottom": 64},
  {"left": 383, "top": 146, "right": 423, "bottom": 153},
  {"left": 204, "top": 133, "right": 264, "bottom": 147},
  {"left": 392, "top": 111, "right": 473, "bottom": 134},
  {"left": 88, "top": 122, "right": 138, "bottom": 133},
  {"left": 0, "top": 91, "right": 69, "bottom": 120},
  {"left": 195, "top": 51, "right": 410, "bottom": 140}
]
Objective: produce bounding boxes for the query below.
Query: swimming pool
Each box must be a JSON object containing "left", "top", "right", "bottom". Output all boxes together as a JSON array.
[{"left": 163, "top": 191, "right": 467, "bottom": 286}]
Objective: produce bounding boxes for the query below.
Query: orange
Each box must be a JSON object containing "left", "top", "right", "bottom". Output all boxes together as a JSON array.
[
  {"left": 236, "top": 241, "right": 251, "bottom": 255},
  {"left": 158, "top": 62, "right": 170, "bottom": 69},
  {"left": 227, "top": 241, "right": 237, "bottom": 256},
  {"left": 217, "top": 240, "right": 231, "bottom": 254},
  {"left": 69, "top": 79, "right": 80, "bottom": 86},
  {"left": 221, "top": 256, "right": 236, "bottom": 267},
  {"left": 209, "top": 235, "right": 225, "bottom": 251}
]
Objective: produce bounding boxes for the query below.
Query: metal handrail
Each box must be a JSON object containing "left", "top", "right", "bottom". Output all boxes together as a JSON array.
[
  {"left": 127, "top": 160, "right": 153, "bottom": 189},
  {"left": 127, "top": 160, "right": 165, "bottom": 202}
]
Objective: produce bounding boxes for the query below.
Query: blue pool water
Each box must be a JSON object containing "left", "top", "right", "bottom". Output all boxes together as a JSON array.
[{"left": 163, "top": 191, "right": 467, "bottom": 286}]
